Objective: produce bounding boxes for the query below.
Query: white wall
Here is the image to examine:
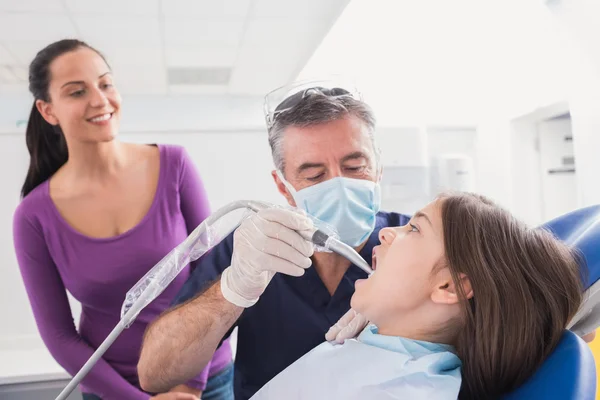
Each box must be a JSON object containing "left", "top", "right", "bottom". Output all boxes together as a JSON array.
[
  {"left": 510, "top": 118, "right": 545, "bottom": 226},
  {"left": 0, "top": 134, "right": 37, "bottom": 350},
  {"left": 544, "top": 0, "right": 600, "bottom": 208},
  {"left": 427, "top": 127, "right": 477, "bottom": 195},
  {"left": 473, "top": 117, "right": 513, "bottom": 210},
  {"left": 569, "top": 76, "right": 600, "bottom": 208},
  {"left": 122, "top": 130, "right": 284, "bottom": 210}
]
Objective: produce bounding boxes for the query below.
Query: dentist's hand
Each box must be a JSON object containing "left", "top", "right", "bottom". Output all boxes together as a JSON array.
[
  {"left": 221, "top": 208, "right": 315, "bottom": 308},
  {"left": 326, "top": 308, "right": 369, "bottom": 344}
]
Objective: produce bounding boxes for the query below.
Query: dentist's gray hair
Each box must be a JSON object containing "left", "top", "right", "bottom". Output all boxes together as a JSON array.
[{"left": 267, "top": 92, "right": 379, "bottom": 175}]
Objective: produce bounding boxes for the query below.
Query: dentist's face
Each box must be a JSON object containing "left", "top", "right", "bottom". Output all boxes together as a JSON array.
[
  {"left": 351, "top": 201, "right": 447, "bottom": 327},
  {"left": 273, "top": 115, "right": 378, "bottom": 204},
  {"left": 36, "top": 47, "right": 121, "bottom": 144}
]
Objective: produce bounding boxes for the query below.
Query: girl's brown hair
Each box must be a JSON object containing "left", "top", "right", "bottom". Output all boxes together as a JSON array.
[{"left": 439, "top": 193, "right": 584, "bottom": 399}]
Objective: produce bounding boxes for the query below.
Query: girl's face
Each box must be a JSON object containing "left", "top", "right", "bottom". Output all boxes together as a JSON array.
[
  {"left": 351, "top": 200, "right": 468, "bottom": 336},
  {"left": 37, "top": 47, "right": 121, "bottom": 144}
]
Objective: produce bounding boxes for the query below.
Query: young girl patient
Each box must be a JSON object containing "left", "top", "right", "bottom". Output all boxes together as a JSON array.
[{"left": 250, "top": 193, "right": 584, "bottom": 400}]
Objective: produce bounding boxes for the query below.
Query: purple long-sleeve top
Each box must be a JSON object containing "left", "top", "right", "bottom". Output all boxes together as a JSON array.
[{"left": 12, "top": 144, "right": 232, "bottom": 399}]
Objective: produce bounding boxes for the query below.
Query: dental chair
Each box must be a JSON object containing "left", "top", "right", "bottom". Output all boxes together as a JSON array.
[{"left": 503, "top": 205, "right": 600, "bottom": 399}]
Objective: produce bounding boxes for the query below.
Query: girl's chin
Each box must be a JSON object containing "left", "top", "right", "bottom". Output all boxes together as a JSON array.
[
  {"left": 350, "top": 283, "right": 368, "bottom": 312},
  {"left": 354, "top": 278, "right": 367, "bottom": 288}
]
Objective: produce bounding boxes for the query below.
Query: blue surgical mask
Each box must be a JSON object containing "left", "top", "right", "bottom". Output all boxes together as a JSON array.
[{"left": 277, "top": 171, "right": 381, "bottom": 247}]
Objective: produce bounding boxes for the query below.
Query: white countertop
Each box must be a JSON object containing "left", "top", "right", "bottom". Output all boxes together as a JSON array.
[{"left": 0, "top": 347, "right": 70, "bottom": 385}]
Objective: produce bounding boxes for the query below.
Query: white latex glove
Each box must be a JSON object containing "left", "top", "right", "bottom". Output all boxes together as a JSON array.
[
  {"left": 325, "top": 308, "right": 369, "bottom": 344},
  {"left": 221, "top": 207, "right": 315, "bottom": 307}
]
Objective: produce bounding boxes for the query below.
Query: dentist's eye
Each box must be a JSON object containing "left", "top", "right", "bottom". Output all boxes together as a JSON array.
[
  {"left": 345, "top": 166, "right": 365, "bottom": 173},
  {"left": 306, "top": 173, "right": 324, "bottom": 182}
]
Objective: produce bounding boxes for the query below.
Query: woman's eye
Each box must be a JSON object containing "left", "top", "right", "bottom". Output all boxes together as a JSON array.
[
  {"left": 409, "top": 223, "right": 419, "bottom": 233},
  {"left": 101, "top": 83, "right": 113, "bottom": 89},
  {"left": 70, "top": 90, "right": 85, "bottom": 97}
]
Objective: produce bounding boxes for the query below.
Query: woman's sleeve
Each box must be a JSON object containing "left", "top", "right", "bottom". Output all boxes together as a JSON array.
[
  {"left": 178, "top": 147, "right": 212, "bottom": 254},
  {"left": 177, "top": 147, "right": 215, "bottom": 389},
  {"left": 12, "top": 206, "right": 150, "bottom": 400}
]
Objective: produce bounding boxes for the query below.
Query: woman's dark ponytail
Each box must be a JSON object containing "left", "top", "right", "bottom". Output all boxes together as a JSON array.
[
  {"left": 21, "top": 39, "right": 107, "bottom": 198},
  {"left": 21, "top": 103, "right": 68, "bottom": 197}
]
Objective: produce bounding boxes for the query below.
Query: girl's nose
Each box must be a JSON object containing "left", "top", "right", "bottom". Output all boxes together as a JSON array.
[{"left": 378, "top": 227, "right": 396, "bottom": 245}]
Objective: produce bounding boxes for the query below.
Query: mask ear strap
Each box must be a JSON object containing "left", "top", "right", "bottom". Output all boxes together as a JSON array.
[{"left": 276, "top": 170, "right": 297, "bottom": 196}]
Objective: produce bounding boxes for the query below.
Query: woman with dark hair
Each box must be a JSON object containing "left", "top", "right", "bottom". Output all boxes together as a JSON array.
[
  {"left": 250, "top": 192, "right": 584, "bottom": 399},
  {"left": 12, "top": 39, "right": 233, "bottom": 400}
]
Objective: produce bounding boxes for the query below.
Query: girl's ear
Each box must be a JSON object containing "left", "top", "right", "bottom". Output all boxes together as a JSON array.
[{"left": 431, "top": 271, "right": 473, "bottom": 305}]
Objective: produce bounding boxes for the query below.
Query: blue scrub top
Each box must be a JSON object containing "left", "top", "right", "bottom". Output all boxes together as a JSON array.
[{"left": 172, "top": 211, "right": 410, "bottom": 400}]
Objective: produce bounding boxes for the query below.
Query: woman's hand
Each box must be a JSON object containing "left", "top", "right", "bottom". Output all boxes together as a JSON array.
[{"left": 150, "top": 393, "right": 200, "bottom": 400}]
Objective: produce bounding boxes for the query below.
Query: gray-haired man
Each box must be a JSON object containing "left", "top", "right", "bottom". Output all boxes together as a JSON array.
[{"left": 138, "top": 83, "right": 410, "bottom": 399}]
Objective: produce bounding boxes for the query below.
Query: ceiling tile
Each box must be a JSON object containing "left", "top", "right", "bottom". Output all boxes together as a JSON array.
[
  {"left": 229, "top": 45, "right": 302, "bottom": 94},
  {"left": 64, "top": 0, "right": 159, "bottom": 16},
  {"left": 243, "top": 18, "right": 324, "bottom": 47},
  {"left": 252, "top": 0, "right": 349, "bottom": 18},
  {"left": 165, "top": 46, "right": 237, "bottom": 67},
  {"left": 2, "top": 41, "right": 51, "bottom": 65},
  {"left": 163, "top": 18, "right": 245, "bottom": 47},
  {"left": 168, "top": 85, "right": 229, "bottom": 95},
  {"left": 0, "top": 43, "right": 17, "bottom": 65},
  {"left": 0, "top": 14, "right": 78, "bottom": 42},
  {"left": 161, "top": 0, "right": 252, "bottom": 18},
  {"left": 101, "top": 44, "right": 163, "bottom": 67},
  {"left": 113, "top": 64, "right": 167, "bottom": 95},
  {"left": 0, "top": 0, "right": 65, "bottom": 13},
  {"left": 74, "top": 15, "right": 161, "bottom": 46}
]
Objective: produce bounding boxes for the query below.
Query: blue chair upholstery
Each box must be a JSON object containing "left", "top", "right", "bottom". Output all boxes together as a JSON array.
[
  {"left": 502, "top": 331, "right": 596, "bottom": 399},
  {"left": 502, "top": 205, "right": 600, "bottom": 399},
  {"left": 541, "top": 204, "right": 600, "bottom": 288}
]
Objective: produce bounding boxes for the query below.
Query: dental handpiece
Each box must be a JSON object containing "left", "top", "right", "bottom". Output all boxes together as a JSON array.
[
  {"left": 300, "top": 229, "right": 374, "bottom": 276},
  {"left": 243, "top": 203, "right": 373, "bottom": 275}
]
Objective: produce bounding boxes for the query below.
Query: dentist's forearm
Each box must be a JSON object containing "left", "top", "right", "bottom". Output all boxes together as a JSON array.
[{"left": 138, "top": 279, "right": 242, "bottom": 393}]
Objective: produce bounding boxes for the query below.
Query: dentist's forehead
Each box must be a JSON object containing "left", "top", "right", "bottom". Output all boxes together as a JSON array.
[{"left": 282, "top": 116, "right": 374, "bottom": 165}]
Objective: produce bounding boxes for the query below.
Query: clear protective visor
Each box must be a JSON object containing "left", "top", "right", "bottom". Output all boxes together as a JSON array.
[{"left": 263, "top": 77, "right": 363, "bottom": 130}]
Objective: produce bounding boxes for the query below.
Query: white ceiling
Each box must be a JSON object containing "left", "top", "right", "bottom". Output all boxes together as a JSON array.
[{"left": 0, "top": 0, "right": 350, "bottom": 95}]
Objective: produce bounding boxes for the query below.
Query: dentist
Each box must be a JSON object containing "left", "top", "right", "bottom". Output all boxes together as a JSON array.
[{"left": 138, "top": 83, "right": 410, "bottom": 399}]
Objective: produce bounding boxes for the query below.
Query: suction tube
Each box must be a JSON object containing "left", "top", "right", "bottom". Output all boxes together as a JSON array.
[{"left": 54, "top": 200, "right": 371, "bottom": 400}]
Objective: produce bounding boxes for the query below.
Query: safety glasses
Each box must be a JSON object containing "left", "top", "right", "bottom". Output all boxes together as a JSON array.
[{"left": 263, "top": 78, "right": 362, "bottom": 130}]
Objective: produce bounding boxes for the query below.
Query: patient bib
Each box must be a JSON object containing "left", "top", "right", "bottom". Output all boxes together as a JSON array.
[{"left": 250, "top": 325, "right": 462, "bottom": 400}]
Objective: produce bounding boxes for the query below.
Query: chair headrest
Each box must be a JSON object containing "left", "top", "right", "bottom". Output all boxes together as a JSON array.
[
  {"left": 541, "top": 204, "right": 600, "bottom": 288},
  {"left": 501, "top": 330, "right": 596, "bottom": 399}
]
